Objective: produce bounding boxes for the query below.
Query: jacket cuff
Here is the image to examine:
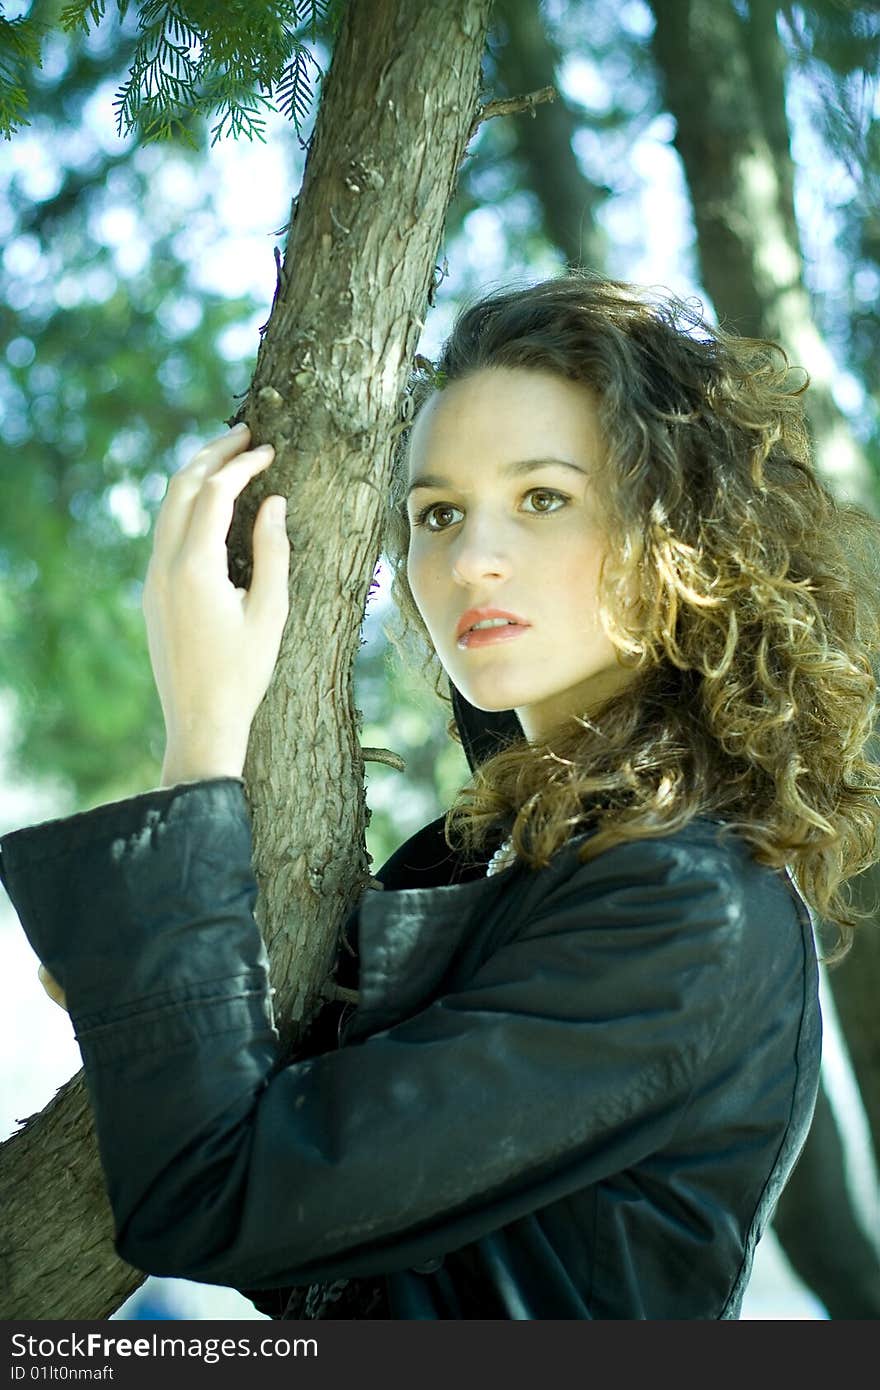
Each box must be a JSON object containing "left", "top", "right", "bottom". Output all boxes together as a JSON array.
[
  {"left": 75, "top": 969, "right": 275, "bottom": 1064},
  {"left": 0, "top": 777, "right": 268, "bottom": 1024}
]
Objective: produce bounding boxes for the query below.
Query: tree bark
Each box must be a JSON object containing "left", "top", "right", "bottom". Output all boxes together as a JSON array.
[{"left": 0, "top": 0, "right": 495, "bottom": 1319}]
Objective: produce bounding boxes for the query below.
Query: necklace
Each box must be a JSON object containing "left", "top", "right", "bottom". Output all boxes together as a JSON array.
[{"left": 486, "top": 834, "right": 516, "bottom": 877}]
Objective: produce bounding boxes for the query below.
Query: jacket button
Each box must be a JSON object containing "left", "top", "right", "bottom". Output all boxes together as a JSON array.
[{"left": 411, "top": 1256, "right": 443, "bottom": 1274}]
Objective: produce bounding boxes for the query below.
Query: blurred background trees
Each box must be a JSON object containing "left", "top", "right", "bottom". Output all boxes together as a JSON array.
[{"left": 1, "top": 0, "right": 878, "bottom": 1317}]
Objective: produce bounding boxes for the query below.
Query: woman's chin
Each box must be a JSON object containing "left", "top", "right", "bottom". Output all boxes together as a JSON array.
[{"left": 451, "top": 675, "right": 531, "bottom": 715}]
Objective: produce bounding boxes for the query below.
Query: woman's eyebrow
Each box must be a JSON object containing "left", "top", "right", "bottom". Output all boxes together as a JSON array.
[{"left": 406, "top": 457, "right": 588, "bottom": 497}]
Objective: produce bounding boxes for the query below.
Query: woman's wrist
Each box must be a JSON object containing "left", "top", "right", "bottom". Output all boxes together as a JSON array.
[{"left": 160, "top": 737, "right": 247, "bottom": 788}]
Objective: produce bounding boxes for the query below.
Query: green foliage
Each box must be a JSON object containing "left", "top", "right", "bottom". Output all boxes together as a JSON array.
[
  {"left": 106, "top": 1, "right": 324, "bottom": 147},
  {"left": 0, "top": 239, "right": 261, "bottom": 805},
  {"left": 0, "top": 12, "right": 45, "bottom": 139},
  {"left": 0, "top": 0, "right": 346, "bottom": 144},
  {"left": 0, "top": 13, "right": 277, "bottom": 805},
  {"left": 60, "top": 0, "right": 120, "bottom": 32}
]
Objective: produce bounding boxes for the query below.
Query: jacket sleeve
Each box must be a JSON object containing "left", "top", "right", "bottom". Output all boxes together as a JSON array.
[{"left": 0, "top": 777, "right": 745, "bottom": 1291}]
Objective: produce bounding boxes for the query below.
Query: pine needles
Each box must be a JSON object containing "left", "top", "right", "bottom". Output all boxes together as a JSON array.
[{"left": 1, "top": 0, "right": 344, "bottom": 145}]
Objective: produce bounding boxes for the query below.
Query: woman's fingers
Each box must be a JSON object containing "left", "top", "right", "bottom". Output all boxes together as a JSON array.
[
  {"left": 140, "top": 421, "right": 290, "bottom": 760},
  {"left": 38, "top": 963, "right": 68, "bottom": 1012},
  {"left": 246, "top": 493, "right": 291, "bottom": 632},
  {"left": 180, "top": 444, "right": 277, "bottom": 584},
  {"left": 151, "top": 424, "right": 260, "bottom": 570}
]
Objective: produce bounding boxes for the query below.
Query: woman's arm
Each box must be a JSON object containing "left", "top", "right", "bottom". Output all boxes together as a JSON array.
[
  {"left": 30, "top": 423, "right": 290, "bottom": 1011},
  {"left": 0, "top": 780, "right": 762, "bottom": 1293}
]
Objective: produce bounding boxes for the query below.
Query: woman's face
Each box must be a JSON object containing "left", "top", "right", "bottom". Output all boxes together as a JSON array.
[{"left": 405, "top": 365, "right": 639, "bottom": 743}]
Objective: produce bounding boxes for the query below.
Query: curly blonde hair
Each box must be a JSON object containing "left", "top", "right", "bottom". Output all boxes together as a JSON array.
[{"left": 382, "top": 272, "right": 880, "bottom": 964}]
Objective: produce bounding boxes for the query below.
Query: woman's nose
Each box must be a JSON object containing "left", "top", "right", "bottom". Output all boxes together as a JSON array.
[{"left": 450, "top": 519, "right": 513, "bottom": 586}]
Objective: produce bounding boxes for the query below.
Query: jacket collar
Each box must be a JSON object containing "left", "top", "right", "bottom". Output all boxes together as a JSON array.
[{"left": 341, "top": 683, "right": 527, "bottom": 1041}]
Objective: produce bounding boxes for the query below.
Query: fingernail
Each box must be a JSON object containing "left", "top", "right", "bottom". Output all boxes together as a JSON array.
[
  {"left": 271, "top": 496, "right": 287, "bottom": 522},
  {"left": 232, "top": 421, "right": 249, "bottom": 433}
]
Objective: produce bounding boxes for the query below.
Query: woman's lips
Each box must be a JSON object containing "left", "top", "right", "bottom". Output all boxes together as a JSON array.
[{"left": 457, "top": 623, "right": 531, "bottom": 650}]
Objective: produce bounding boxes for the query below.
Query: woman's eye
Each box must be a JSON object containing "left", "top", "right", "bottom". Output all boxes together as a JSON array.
[
  {"left": 412, "top": 489, "right": 568, "bottom": 532},
  {"left": 524, "top": 489, "right": 567, "bottom": 514},
  {"left": 414, "top": 502, "right": 463, "bottom": 531}
]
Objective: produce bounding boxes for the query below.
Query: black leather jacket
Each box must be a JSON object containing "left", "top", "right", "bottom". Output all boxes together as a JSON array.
[{"left": 0, "top": 685, "right": 821, "bottom": 1319}]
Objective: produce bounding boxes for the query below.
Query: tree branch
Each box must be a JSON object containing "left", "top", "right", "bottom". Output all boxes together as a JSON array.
[
  {"left": 361, "top": 746, "right": 406, "bottom": 772},
  {"left": 468, "top": 83, "right": 557, "bottom": 142}
]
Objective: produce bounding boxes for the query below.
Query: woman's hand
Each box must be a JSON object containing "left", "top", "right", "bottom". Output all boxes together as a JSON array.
[
  {"left": 143, "top": 424, "right": 290, "bottom": 781},
  {"left": 38, "top": 964, "right": 68, "bottom": 1012}
]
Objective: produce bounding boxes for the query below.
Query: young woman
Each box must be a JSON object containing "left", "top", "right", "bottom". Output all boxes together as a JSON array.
[{"left": 3, "top": 272, "right": 880, "bottom": 1320}]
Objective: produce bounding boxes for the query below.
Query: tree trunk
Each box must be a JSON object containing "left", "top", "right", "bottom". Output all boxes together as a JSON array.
[
  {"left": 648, "top": 0, "right": 880, "bottom": 1314},
  {"left": 825, "top": 855, "right": 880, "bottom": 1183},
  {"left": 647, "top": 0, "right": 875, "bottom": 513},
  {"left": 489, "top": 0, "right": 607, "bottom": 270},
  {"left": 0, "top": 0, "right": 495, "bottom": 1319},
  {"left": 773, "top": 1075, "right": 880, "bottom": 1317}
]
